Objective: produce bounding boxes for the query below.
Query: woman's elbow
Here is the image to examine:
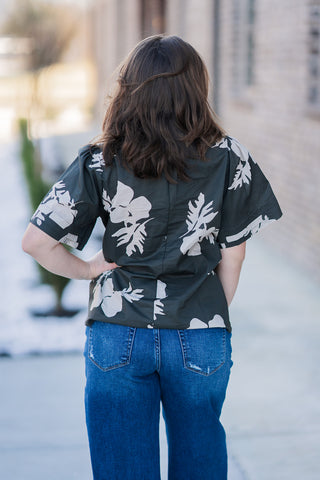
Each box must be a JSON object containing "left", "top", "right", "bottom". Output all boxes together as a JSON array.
[
  {"left": 22, "top": 223, "right": 55, "bottom": 257},
  {"left": 21, "top": 229, "right": 37, "bottom": 255}
]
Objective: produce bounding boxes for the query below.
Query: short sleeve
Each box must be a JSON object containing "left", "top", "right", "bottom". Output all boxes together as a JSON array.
[
  {"left": 216, "top": 137, "right": 282, "bottom": 248},
  {"left": 30, "top": 145, "right": 104, "bottom": 250}
]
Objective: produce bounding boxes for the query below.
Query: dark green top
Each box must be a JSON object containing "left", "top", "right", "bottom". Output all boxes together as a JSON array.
[{"left": 31, "top": 136, "right": 282, "bottom": 332}]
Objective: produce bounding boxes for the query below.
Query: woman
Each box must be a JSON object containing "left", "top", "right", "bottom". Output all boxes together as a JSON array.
[{"left": 22, "top": 35, "right": 282, "bottom": 480}]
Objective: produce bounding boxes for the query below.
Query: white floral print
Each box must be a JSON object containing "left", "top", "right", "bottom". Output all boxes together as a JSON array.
[
  {"left": 89, "top": 151, "right": 105, "bottom": 173},
  {"left": 225, "top": 214, "right": 275, "bottom": 244},
  {"left": 153, "top": 280, "right": 167, "bottom": 320},
  {"left": 214, "top": 136, "right": 250, "bottom": 161},
  {"left": 32, "top": 181, "right": 77, "bottom": 228},
  {"left": 188, "top": 315, "right": 226, "bottom": 329},
  {"left": 228, "top": 157, "right": 252, "bottom": 190},
  {"left": 214, "top": 136, "right": 256, "bottom": 190},
  {"left": 102, "top": 181, "right": 153, "bottom": 256},
  {"left": 59, "top": 233, "right": 79, "bottom": 248},
  {"left": 102, "top": 189, "right": 112, "bottom": 211},
  {"left": 180, "top": 193, "right": 219, "bottom": 256},
  {"left": 90, "top": 271, "right": 144, "bottom": 317}
]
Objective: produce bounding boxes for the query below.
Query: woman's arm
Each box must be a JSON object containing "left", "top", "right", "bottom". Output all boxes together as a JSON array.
[
  {"left": 22, "top": 223, "right": 117, "bottom": 280},
  {"left": 215, "top": 242, "right": 246, "bottom": 306}
]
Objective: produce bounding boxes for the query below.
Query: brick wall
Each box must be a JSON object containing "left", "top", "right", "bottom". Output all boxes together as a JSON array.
[
  {"left": 90, "top": 0, "right": 141, "bottom": 122},
  {"left": 218, "top": 0, "right": 320, "bottom": 280}
]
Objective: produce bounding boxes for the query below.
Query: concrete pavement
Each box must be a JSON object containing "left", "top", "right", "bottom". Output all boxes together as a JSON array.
[
  {"left": 222, "top": 238, "right": 320, "bottom": 479},
  {"left": 1, "top": 237, "right": 319, "bottom": 479}
]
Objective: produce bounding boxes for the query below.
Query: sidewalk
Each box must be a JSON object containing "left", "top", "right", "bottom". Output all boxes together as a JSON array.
[
  {"left": 222, "top": 239, "right": 320, "bottom": 479},
  {"left": 1, "top": 239, "right": 319, "bottom": 479}
]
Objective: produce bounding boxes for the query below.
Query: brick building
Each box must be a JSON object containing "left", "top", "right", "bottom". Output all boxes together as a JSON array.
[{"left": 90, "top": 0, "right": 320, "bottom": 280}]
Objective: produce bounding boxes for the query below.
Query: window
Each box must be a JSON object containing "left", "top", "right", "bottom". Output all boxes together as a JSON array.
[
  {"left": 308, "top": 1, "right": 320, "bottom": 109},
  {"left": 140, "top": 0, "right": 166, "bottom": 38},
  {"left": 231, "top": 0, "right": 256, "bottom": 96}
]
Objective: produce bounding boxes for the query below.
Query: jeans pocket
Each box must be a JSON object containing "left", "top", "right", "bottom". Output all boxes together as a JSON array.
[
  {"left": 88, "top": 321, "right": 136, "bottom": 371},
  {"left": 178, "top": 328, "right": 229, "bottom": 376}
]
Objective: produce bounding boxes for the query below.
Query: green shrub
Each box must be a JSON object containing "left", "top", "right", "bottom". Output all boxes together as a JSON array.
[{"left": 19, "top": 118, "right": 71, "bottom": 315}]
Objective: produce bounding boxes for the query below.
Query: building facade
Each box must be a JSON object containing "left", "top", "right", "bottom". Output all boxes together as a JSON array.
[{"left": 90, "top": 0, "right": 320, "bottom": 280}]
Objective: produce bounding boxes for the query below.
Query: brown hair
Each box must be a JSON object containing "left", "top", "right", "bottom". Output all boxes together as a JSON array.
[{"left": 97, "top": 34, "right": 225, "bottom": 182}]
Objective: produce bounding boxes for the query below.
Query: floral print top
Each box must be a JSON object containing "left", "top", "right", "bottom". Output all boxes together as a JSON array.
[{"left": 31, "top": 136, "right": 282, "bottom": 332}]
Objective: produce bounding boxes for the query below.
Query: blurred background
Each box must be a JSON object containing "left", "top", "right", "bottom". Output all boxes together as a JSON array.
[{"left": 0, "top": 1, "right": 319, "bottom": 479}]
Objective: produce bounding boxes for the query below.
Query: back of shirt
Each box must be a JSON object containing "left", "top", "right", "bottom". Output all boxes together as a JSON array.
[{"left": 31, "top": 136, "right": 282, "bottom": 331}]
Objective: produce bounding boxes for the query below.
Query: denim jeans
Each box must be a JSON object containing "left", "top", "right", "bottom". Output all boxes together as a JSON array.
[{"left": 83, "top": 321, "right": 233, "bottom": 480}]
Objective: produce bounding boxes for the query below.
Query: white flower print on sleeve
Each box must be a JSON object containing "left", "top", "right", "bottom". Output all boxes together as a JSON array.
[
  {"left": 214, "top": 136, "right": 256, "bottom": 190},
  {"left": 180, "top": 193, "right": 219, "bottom": 256},
  {"left": 32, "top": 181, "right": 77, "bottom": 228},
  {"left": 214, "top": 136, "right": 251, "bottom": 161},
  {"left": 153, "top": 280, "right": 167, "bottom": 320},
  {"left": 228, "top": 157, "right": 252, "bottom": 190},
  {"left": 225, "top": 214, "right": 275, "bottom": 245},
  {"left": 102, "top": 189, "right": 112, "bottom": 212},
  {"left": 59, "top": 233, "right": 79, "bottom": 248},
  {"left": 102, "top": 181, "right": 153, "bottom": 256},
  {"left": 90, "top": 271, "right": 144, "bottom": 317},
  {"left": 89, "top": 152, "right": 105, "bottom": 173}
]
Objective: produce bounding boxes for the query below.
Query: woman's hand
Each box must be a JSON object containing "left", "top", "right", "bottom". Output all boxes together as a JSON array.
[
  {"left": 22, "top": 223, "right": 118, "bottom": 281},
  {"left": 87, "top": 250, "right": 119, "bottom": 280}
]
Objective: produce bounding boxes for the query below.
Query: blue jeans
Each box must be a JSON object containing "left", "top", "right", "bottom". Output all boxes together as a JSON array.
[{"left": 84, "top": 322, "right": 233, "bottom": 480}]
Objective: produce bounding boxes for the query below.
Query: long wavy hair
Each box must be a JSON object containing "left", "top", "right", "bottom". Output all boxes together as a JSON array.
[{"left": 96, "top": 35, "right": 225, "bottom": 182}]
